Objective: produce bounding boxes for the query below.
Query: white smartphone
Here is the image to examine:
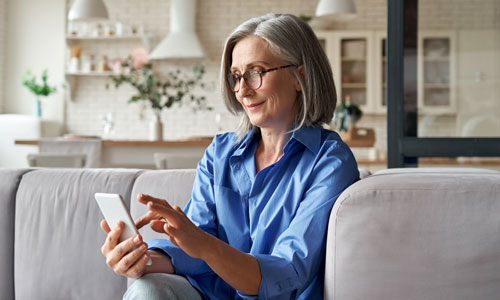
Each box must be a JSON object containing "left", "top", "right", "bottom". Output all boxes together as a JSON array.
[
  {"left": 95, "top": 192, "right": 152, "bottom": 265},
  {"left": 95, "top": 193, "right": 138, "bottom": 243}
]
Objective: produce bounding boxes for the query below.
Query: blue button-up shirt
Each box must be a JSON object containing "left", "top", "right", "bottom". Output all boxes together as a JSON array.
[{"left": 148, "top": 126, "right": 359, "bottom": 299}]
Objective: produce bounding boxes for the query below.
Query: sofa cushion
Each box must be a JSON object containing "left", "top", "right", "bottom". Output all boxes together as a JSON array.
[
  {"left": 0, "top": 169, "right": 32, "bottom": 300},
  {"left": 325, "top": 168, "right": 500, "bottom": 300},
  {"left": 14, "top": 168, "right": 141, "bottom": 300}
]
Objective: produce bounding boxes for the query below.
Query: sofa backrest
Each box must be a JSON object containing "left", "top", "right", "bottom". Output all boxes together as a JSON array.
[
  {"left": 0, "top": 169, "right": 32, "bottom": 300},
  {"left": 324, "top": 168, "right": 500, "bottom": 300},
  {"left": 13, "top": 168, "right": 140, "bottom": 300}
]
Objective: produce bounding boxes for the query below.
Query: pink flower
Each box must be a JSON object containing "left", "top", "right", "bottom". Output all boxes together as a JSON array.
[{"left": 129, "top": 47, "right": 149, "bottom": 70}]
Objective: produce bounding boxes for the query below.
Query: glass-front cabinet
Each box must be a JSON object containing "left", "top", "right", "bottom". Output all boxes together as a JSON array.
[
  {"left": 315, "top": 30, "right": 384, "bottom": 114},
  {"left": 315, "top": 30, "right": 457, "bottom": 115},
  {"left": 417, "top": 31, "right": 457, "bottom": 114}
]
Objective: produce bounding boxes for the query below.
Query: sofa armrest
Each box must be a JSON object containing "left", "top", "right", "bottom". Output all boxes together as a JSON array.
[{"left": 325, "top": 168, "right": 500, "bottom": 300}]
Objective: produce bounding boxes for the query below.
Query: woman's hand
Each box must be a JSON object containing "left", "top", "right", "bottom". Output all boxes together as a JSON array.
[
  {"left": 100, "top": 220, "right": 150, "bottom": 279},
  {"left": 138, "top": 194, "right": 211, "bottom": 260}
]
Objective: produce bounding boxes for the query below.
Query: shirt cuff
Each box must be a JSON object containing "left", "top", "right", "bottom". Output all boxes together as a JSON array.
[
  {"left": 246, "top": 253, "right": 300, "bottom": 299},
  {"left": 147, "top": 239, "right": 211, "bottom": 276}
]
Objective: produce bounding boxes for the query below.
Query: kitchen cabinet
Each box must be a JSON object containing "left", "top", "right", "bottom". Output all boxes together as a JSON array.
[
  {"left": 315, "top": 30, "right": 386, "bottom": 114},
  {"left": 316, "top": 30, "right": 459, "bottom": 115},
  {"left": 417, "top": 31, "right": 457, "bottom": 114}
]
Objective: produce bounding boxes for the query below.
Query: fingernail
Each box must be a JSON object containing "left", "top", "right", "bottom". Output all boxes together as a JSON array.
[
  {"left": 133, "top": 235, "right": 140, "bottom": 243},
  {"left": 140, "top": 244, "right": 147, "bottom": 251}
]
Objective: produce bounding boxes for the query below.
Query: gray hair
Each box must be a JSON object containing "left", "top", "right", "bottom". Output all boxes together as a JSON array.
[{"left": 220, "top": 13, "right": 337, "bottom": 141}]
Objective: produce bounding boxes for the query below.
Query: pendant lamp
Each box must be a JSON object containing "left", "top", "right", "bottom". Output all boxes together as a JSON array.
[
  {"left": 68, "top": 0, "right": 109, "bottom": 21},
  {"left": 315, "top": 0, "right": 357, "bottom": 21}
]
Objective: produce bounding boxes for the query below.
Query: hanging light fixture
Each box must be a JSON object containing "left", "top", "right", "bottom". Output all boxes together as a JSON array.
[
  {"left": 315, "top": 0, "right": 357, "bottom": 21},
  {"left": 68, "top": 0, "right": 109, "bottom": 21}
]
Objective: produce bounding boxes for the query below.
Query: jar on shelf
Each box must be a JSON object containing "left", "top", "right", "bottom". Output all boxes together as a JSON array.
[
  {"left": 81, "top": 54, "right": 96, "bottom": 73},
  {"left": 96, "top": 55, "right": 109, "bottom": 72}
]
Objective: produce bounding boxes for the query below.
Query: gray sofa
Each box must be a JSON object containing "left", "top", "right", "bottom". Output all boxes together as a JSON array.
[{"left": 1, "top": 167, "right": 499, "bottom": 299}]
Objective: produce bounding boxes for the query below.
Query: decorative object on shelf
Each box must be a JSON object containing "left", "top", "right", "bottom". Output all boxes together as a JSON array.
[
  {"left": 149, "top": 0, "right": 204, "bottom": 59},
  {"left": 68, "top": 0, "right": 109, "bottom": 21},
  {"left": 315, "top": 0, "right": 357, "bottom": 21},
  {"left": 149, "top": 110, "right": 163, "bottom": 141},
  {"left": 69, "top": 46, "right": 82, "bottom": 73},
  {"left": 334, "top": 95, "right": 363, "bottom": 132},
  {"left": 106, "top": 47, "right": 211, "bottom": 141},
  {"left": 21, "top": 69, "right": 58, "bottom": 117},
  {"left": 100, "top": 112, "right": 115, "bottom": 138}
]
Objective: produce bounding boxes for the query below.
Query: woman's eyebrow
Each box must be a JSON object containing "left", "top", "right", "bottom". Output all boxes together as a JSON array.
[{"left": 230, "top": 61, "right": 272, "bottom": 72}]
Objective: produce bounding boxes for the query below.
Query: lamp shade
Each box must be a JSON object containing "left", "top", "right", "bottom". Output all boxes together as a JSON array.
[
  {"left": 68, "top": 0, "right": 109, "bottom": 21},
  {"left": 315, "top": 0, "right": 357, "bottom": 21}
]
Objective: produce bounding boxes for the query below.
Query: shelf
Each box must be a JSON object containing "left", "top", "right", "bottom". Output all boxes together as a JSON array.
[
  {"left": 342, "top": 83, "right": 367, "bottom": 88},
  {"left": 66, "top": 35, "right": 144, "bottom": 41},
  {"left": 66, "top": 72, "right": 114, "bottom": 76},
  {"left": 342, "top": 57, "right": 367, "bottom": 62},
  {"left": 423, "top": 57, "right": 450, "bottom": 62},
  {"left": 423, "top": 83, "right": 449, "bottom": 88}
]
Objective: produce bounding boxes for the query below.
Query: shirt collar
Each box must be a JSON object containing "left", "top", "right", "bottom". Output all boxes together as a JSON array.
[
  {"left": 231, "top": 128, "right": 258, "bottom": 158},
  {"left": 289, "top": 126, "right": 322, "bottom": 155},
  {"left": 232, "top": 126, "right": 322, "bottom": 157}
]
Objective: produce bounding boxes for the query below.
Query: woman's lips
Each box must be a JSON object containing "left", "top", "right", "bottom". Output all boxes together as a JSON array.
[{"left": 246, "top": 101, "right": 265, "bottom": 110}]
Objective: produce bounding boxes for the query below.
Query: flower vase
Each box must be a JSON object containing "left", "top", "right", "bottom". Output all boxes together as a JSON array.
[
  {"left": 34, "top": 98, "right": 42, "bottom": 117},
  {"left": 149, "top": 111, "right": 163, "bottom": 141}
]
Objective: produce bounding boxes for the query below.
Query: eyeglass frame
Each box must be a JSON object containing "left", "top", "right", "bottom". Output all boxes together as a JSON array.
[{"left": 227, "top": 64, "right": 296, "bottom": 92}]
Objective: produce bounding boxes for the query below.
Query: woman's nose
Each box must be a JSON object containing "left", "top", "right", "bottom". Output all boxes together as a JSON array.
[{"left": 238, "top": 77, "right": 252, "bottom": 96}]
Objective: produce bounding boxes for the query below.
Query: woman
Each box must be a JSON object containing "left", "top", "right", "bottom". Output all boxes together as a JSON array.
[{"left": 101, "top": 13, "right": 359, "bottom": 299}]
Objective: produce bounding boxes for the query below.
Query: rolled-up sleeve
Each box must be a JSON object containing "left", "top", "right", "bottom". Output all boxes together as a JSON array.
[
  {"left": 240, "top": 144, "right": 359, "bottom": 299},
  {"left": 147, "top": 138, "right": 218, "bottom": 277}
]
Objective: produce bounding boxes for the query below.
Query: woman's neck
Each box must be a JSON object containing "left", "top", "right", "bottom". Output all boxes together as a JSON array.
[{"left": 254, "top": 126, "right": 293, "bottom": 173}]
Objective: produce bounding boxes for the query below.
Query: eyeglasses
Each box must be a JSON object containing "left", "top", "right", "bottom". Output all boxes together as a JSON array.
[{"left": 227, "top": 64, "right": 295, "bottom": 92}]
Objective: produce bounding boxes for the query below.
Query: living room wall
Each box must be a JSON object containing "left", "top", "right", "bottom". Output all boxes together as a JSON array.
[
  {"left": 2, "top": 0, "right": 65, "bottom": 122},
  {"left": 0, "top": 0, "right": 6, "bottom": 113}
]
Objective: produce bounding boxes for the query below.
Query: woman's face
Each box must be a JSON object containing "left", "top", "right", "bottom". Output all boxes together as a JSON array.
[{"left": 230, "top": 35, "right": 300, "bottom": 131}]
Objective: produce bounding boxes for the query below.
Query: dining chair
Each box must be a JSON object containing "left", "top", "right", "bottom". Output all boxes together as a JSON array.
[{"left": 27, "top": 153, "right": 87, "bottom": 168}]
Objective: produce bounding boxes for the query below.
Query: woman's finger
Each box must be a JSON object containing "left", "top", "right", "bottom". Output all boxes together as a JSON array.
[
  {"left": 114, "top": 242, "right": 148, "bottom": 275},
  {"left": 107, "top": 234, "right": 144, "bottom": 267},
  {"left": 102, "top": 221, "right": 124, "bottom": 255},
  {"left": 164, "top": 223, "right": 180, "bottom": 247},
  {"left": 135, "top": 210, "right": 162, "bottom": 229},
  {"left": 150, "top": 219, "right": 167, "bottom": 233},
  {"left": 125, "top": 253, "right": 151, "bottom": 279},
  {"left": 138, "top": 193, "right": 173, "bottom": 209},
  {"left": 148, "top": 201, "right": 179, "bottom": 226},
  {"left": 100, "top": 219, "right": 111, "bottom": 234}
]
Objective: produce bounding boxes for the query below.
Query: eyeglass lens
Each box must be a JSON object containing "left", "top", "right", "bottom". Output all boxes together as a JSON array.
[{"left": 227, "top": 70, "right": 261, "bottom": 92}]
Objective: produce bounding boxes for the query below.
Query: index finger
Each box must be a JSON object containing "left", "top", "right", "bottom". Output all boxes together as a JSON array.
[
  {"left": 138, "top": 194, "right": 173, "bottom": 209},
  {"left": 135, "top": 211, "right": 160, "bottom": 229}
]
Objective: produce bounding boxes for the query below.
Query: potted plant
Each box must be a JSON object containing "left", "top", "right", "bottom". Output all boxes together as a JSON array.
[
  {"left": 21, "top": 69, "right": 58, "bottom": 117},
  {"left": 334, "top": 95, "right": 363, "bottom": 132},
  {"left": 107, "top": 47, "right": 210, "bottom": 141}
]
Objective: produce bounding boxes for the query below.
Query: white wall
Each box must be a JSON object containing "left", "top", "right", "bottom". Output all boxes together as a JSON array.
[
  {"left": 4, "top": 0, "right": 65, "bottom": 123},
  {"left": 0, "top": 0, "right": 6, "bottom": 113}
]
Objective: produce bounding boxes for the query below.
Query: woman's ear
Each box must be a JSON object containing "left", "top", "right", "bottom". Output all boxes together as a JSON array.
[{"left": 295, "top": 65, "right": 305, "bottom": 92}]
